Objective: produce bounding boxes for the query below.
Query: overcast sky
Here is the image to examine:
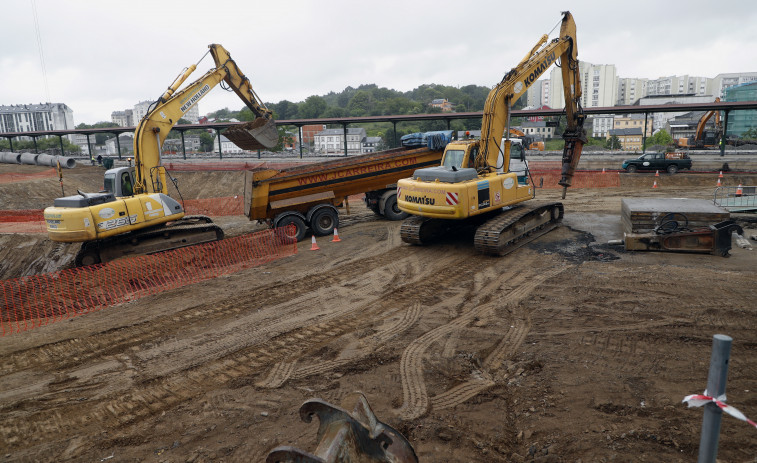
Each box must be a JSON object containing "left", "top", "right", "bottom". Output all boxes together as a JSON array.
[{"left": 2, "top": 0, "right": 756, "bottom": 125}]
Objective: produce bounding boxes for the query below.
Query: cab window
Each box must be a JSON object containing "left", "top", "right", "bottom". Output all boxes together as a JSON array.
[
  {"left": 104, "top": 172, "right": 116, "bottom": 193},
  {"left": 442, "top": 150, "right": 465, "bottom": 169},
  {"left": 121, "top": 172, "right": 133, "bottom": 196}
]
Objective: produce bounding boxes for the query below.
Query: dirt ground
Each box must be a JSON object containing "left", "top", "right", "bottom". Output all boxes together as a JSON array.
[{"left": 1, "top": 162, "right": 757, "bottom": 462}]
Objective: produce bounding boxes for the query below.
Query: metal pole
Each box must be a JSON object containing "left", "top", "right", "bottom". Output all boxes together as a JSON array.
[
  {"left": 115, "top": 133, "right": 122, "bottom": 160},
  {"left": 298, "top": 125, "right": 303, "bottom": 159},
  {"left": 719, "top": 110, "right": 729, "bottom": 157},
  {"left": 58, "top": 135, "right": 64, "bottom": 156},
  {"left": 180, "top": 130, "right": 187, "bottom": 160},
  {"left": 8, "top": 137, "right": 13, "bottom": 152},
  {"left": 392, "top": 121, "right": 398, "bottom": 148},
  {"left": 697, "top": 334, "right": 732, "bottom": 463},
  {"left": 642, "top": 112, "right": 649, "bottom": 153},
  {"left": 86, "top": 134, "right": 93, "bottom": 164},
  {"left": 33, "top": 136, "right": 38, "bottom": 154},
  {"left": 216, "top": 128, "right": 222, "bottom": 159},
  {"left": 342, "top": 123, "right": 348, "bottom": 157}
]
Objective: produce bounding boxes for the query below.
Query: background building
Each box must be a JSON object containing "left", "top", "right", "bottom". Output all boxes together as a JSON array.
[
  {"left": 723, "top": 81, "right": 757, "bottom": 136},
  {"left": 111, "top": 110, "right": 134, "bottom": 127},
  {"left": 314, "top": 128, "right": 367, "bottom": 155},
  {"left": 549, "top": 62, "right": 617, "bottom": 109},
  {"left": 709, "top": 72, "right": 757, "bottom": 98},
  {"left": 608, "top": 127, "right": 643, "bottom": 151},
  {"left": 0, "top": 103, "right": 75, "bottom": 140},
  {"left": 616, "top": 78, "right": 648, "bottom": 105}
]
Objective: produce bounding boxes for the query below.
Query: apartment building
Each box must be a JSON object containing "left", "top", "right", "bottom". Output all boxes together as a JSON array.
[
  {"left": 314, "top": 128, "right": 367, "bottom": 155},
  {"left": 111, "top": 110, "right": 133, "bottom": 127},
  {"left": 709, "top": 72, "right": 757, "bottom": 99},
  {"left": 616, "top": 78, "right": 648, "bottom": 106},
  {"left": 613, "top": 114, "right": 653, "bottom": 137},
  {"left": 549, "top": 62, "right": 617, "bottom": 109},
  {"left": 608, "top": 128, "right": 643, "bottom": 151},
  {"left": 0, "top": 103, "right": 75, "bottom": 140}
]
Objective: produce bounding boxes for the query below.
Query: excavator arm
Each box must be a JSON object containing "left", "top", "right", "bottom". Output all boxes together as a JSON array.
[
  {"left": 477, "top": 11, "right": 585, "bottom": 197},
  {"left": 132, "top": 44, "right": 277, "bottom": 195}
]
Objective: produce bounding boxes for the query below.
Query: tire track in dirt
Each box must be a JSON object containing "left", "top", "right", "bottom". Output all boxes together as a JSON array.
[
  {"left": 398, "top": 263, "right": 568, "bottom": 420},
  {"left": 0, "top": 247, "right": 470, "bottom": 453},
  {"left": 257, "top": 302, "right": 423, "bottom": 386}
]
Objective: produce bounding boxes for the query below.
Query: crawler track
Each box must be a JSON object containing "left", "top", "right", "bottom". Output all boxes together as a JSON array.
[{"left": 474, "top": 202, "right": 564, "bottom": 256}]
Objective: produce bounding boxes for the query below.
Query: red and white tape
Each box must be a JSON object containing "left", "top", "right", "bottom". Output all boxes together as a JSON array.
[{"left": 683, "top": 392, "right": 757, "bottom": 429}]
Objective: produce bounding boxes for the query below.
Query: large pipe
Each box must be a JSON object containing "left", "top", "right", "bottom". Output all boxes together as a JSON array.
[
  {"left": 19, "top": 152, "right": 40, "bottom": 165},
  {"left": 0, "top": 151, "right": 22, "bottom": 164},
  {"left": 36, "top": 153, "right": 77, "bottom": 169}
]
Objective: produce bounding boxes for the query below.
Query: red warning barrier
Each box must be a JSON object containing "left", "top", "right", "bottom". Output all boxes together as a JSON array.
[
  {"left": 530, "top": 170, "right": 621, "bottom": 189},
  {"left": 0, "top": 209, "right": 44, "bottom": 222},
  {"left": 0, "top": 168, "right": 57, "bottom": 184},
  {"left": 183, "top": 196, "right": 244, "bottom": 216},
  {"left": 0, "top": 227, "right": 297, "bottom": 336}
]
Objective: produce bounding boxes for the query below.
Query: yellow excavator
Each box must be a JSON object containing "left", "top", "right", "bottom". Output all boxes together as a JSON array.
[
  {"left": 397, "top": 11, "right": 586, "bottom": 255},
  {"left": 676, "top": 97, "right": 721, "bottom": 149},
  {"left": 43, "top": 44, "right": 278, "bottom": 266}
]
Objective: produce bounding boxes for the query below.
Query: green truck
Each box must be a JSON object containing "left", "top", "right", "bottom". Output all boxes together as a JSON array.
[{"left": 622, "top": 151, "right": 692, "bottom": 174}]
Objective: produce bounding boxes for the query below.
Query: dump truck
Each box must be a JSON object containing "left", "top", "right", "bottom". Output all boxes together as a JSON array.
[{"left": 244, "top": 146, "right": 444, "bottom": 241}]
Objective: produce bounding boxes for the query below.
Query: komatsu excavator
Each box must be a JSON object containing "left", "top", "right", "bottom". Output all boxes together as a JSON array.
[
  {"left": 44, "top": 44, "right": 278, "bottom": 266},
  {"left": 397, "top": 11, "right": 586, "bottom": 256}
]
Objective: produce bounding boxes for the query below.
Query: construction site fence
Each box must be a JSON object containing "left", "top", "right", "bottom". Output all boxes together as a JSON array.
[
  {"left": 0, "top": 226, "right": 298, "bottom": 336},
  {"left": 530, "top": 169, "right": 621, "bottom": 189}
]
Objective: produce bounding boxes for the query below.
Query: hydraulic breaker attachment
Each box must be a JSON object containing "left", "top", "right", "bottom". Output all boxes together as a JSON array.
[
  {"left": 224, "top": 116, "right": 278, "bottom": 150},
  {"left": 558, "top": 126, "right": 588, "bottom": 198},
  {"left": 623, "top": 220, "right": 743, "bottom": 257},
  {"left": 266, "top": 392, "right": 418, "bottom": 463}
]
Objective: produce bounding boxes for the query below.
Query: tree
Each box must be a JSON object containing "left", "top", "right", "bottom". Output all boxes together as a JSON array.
[
  {"left": 347, "top": 90, "right": 374, "bottom": 117},
  {"left": 299, "top": 96, "right": 327, "bottom": 119},
  {"left": 643, "top": 129, "right": 673, "bottom": 149},
  {"left": 606, "top": 135, "right": 621, "bottom": 150}
]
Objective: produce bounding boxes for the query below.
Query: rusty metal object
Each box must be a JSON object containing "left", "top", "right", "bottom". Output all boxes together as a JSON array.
[
  {"left": 624, "top": 220, "right": 743, "bottom": 257},
  {"left": 224, "top": 117, "right": 278, "bottom": 150},
  {"left": 266, "top": 393, "right": 418, "bottom": 463}
]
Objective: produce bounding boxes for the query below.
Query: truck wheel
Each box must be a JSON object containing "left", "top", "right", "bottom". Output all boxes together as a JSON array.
[
  {"left": 275, "top": 215, "right": 307, "bottom": 242},
  {"left": 383, "top": 194, "right": 408, "bottom": 221},
  {"left": 667, "top": 164, "right": 679, "bottom": 174},
  {"left": 310, "top": 207, "right": 338, "bottom": 236},
  {"left": 626, "top": 165, "right": 637, "bottom": 173}
]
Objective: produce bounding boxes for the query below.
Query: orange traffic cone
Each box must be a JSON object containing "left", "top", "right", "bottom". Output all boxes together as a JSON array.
[
  {"left": 717, "top": 178, "right": 722, "bottom": 187},
  {"left": 719, "top": 171, "right": 724, "bottom": 178},
  {"left": 331, "top": 228, "right": 341, "bottom": 242},
  {"left": 655, "top": 170, "right": 660, "bottom": 177},
  {"left": 652, "top": 180, "right": 658, "bottom": 189},
  {"left": 310, "top": 235, "right": 320, "bottom": 251},
  {"left": 602, "top": 167, "right": 606, "bottom": 174},
  {"left": 736, "top": 184, "right": 743, "bottom": 196}
]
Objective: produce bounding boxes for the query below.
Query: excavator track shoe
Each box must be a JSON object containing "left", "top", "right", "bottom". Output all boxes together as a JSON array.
[{"left": 474, "top": 202, "right": 564, "bottom": 256}]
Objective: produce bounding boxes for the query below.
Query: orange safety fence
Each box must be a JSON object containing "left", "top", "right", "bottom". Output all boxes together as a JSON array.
[
  {"left": 0, "top": 209, "right": 44, "bottom": 222},
  {"left": 0, "top": 226, "right": 297, "bottom": 336},
  {"left": 530, "top": 170, "right": 621, "bottom": 189},
  {"left": 0, "top": 168, "right": 57, "bottom": 184},
  {"left": 183, "top": 196, "right": 244, "bottom": 216}
]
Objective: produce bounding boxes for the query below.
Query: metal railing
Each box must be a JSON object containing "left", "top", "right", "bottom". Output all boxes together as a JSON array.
[{"left": 713, "top": 185, "right": 757, "bottom": 211}]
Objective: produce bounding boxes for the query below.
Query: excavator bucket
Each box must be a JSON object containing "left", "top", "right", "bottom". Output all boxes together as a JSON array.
[{"left": 223, "top": 117, "right": 279, "bottom": 151}]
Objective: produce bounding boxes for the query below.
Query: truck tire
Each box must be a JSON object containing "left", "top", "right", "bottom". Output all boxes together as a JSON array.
[
  {"left": 626, "top": 164, "right": 637, "bottom": 173},
  {"left": 310, "top": 207, "right": 339, "bottom": 236},
  {"left": 275, "top": 215, "right": 307, "bottom": 242},
  {"left": 667, "top": 164, "right": 679, "bottom": 174},
  {"left": 382, "top": 194, "right": 408, "bottom": 221}
]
